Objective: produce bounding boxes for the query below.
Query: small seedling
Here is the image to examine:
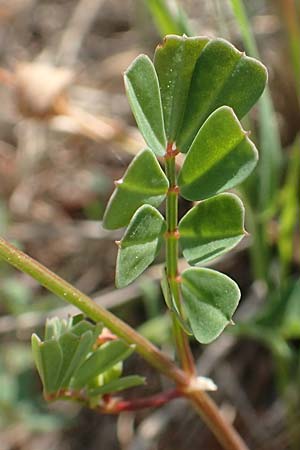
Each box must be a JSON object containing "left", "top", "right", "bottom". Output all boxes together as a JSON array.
[{"left": 0, "top": 35, "right": 267, "bottom": 450}]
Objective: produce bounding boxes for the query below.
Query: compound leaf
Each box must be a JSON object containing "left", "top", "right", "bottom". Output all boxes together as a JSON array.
[
  {"left": 154, "top": 34, "right": 209, "bottom": 141},
  {"left": 124, "top": 55, "right": 166, "bottom": 156},
  {"left": 116, "top": 205, "right": 166, "bottom": 288},
  {"left": 181, "top": 268, "right": 240, "bottom": 344},
  {"left": 103, "top": 149, "right": 168, "bottom": 230},
  {"left": 178, "top": 106, "right": 258, "bottom": 201},
  {"left": 179, "top": 193, "right": 245, "bottom": 264},
  {"left": 177, "top": 38, "right": 267, "bottom": 152}
]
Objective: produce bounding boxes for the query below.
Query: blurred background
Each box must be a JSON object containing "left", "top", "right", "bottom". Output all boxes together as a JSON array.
[{"left": 0, "top": 0, "right": 299, "bottom": 449}]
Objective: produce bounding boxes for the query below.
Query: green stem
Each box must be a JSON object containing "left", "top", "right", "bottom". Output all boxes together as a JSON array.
[
  {"left": 165, "top": 147, "right": 196, "bottom": 375},
  {"left": 0, "top": 236, "right": 249, "bottom": 450}
]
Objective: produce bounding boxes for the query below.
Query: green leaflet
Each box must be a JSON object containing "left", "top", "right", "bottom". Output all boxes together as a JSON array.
[
  {"left": 181, "top": 268, "right": 240, "bottom": 344},
  {"left": 102, "top": 362, "right": 123, "bottom": 385},
  {"left": 57, "top": 331, "right": 94, "bottom": 389},
  {"left": 116, "top": 205, "right": 166, "bottom": 288},
  {"left": 154, "top": 35, "right": 209, "bottom": 141},
  {"left": 178, "top": 106, "right": 258, "bottom": 201},
  {"left": 179, "top": 193, "right": 245, "bottom": 265},
  {"left": 39, "top": 340, "right": 63, "bottom": 393},
  {"left": 71, "top": 340, "right": 134, "bottom": 389},
  {"left": 177, "top": 38, "right": 267, "bottom": 152},
  {"left": 88, "top": 375, "right": 146, "bottom": 397},
  {"left": 31, "top": 334, "right": 44, "bottom": 383},
  {"left": 71, "top": 320, "right": 95, "bottom": 336},
  {"left": 124, "top": 55, "right": 166, "bottom": 156},
  {"left": 103, "top": 149, "right": 168, "bottom": 230}
]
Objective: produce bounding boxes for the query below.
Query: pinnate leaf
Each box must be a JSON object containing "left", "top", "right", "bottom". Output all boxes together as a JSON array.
[
  {"left": 103, "top": 149, "right": 168, "bottom": 230},
  {"left": 124, "top": 55, "right": 166, "bottom": 156},
  {"left": 154, "top": 34, "right": 209, "bottom": 141},
  {"left": 179, "top": 193, "right": 245, "bottom": 264},
  {"left": 178, "top": 106, "right": 258, "bottom": 201},
  {"left": 181, "top": 268, "right": 240, "bottom": 344},
  {"left": 116, "top": 205, "right": 166, "bottom": 288},
  {"left": 177, "top": 38, "right": 267, "bottom": 152}
]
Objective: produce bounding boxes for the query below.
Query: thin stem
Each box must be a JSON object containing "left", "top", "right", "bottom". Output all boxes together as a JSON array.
[
  {"left": 0, "top": 236, "right": 249, "bottom": 450},
  {"left": 189, "top": 391, "right": 250, "bottom": 450},
  {"left": 164, "top": 145, "right": 196, "bottom": 376},
  {"left": 46, "top": 388, "right": 183, "bottom": 413},
  {"left": 107, "top": 388, "right": 182, "bottom": 413}
]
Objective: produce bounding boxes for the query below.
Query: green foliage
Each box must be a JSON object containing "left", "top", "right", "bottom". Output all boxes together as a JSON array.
[
  {"left": 154, "top": 35, "right": 209, "bottom": 140},
  {"left": 181, "top": 268, "right": 241, "bottom": 344},
  {"left": 32, "top": 316, "right": 142, "bottom": 399},
  {"left": 116, "top": 205, "right": 166, "bottom": 287},
  {"left": 154, "top": 35, "right": 265, "bottom": 152},
  {"left": 179, "top": 193, "right": 245, "bottom": 265},
  {"left": 71, "top": 340, "right": 134, "bottom": 389},
  {"left": 38, "top": 339, "right": 63, "bottom": 393},
  {"left": 177, "top": 106, "right": 258, "bottom": 200},
  {"left": 103, "top": 148, "right": 168, "bottom": 230},
  {"left": 175, "top": 38, "right": 267, "bottom": 153},
  {"left": 124, "top": 55, "right": 166, "bottom": 156},
  {"left": 103, "top": 34, "right": 266, "bottom": 344}
]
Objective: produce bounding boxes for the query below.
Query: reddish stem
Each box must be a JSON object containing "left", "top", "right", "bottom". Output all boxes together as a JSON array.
[{"left": 108, "top": 389, "right": 182, "bottom": 413}]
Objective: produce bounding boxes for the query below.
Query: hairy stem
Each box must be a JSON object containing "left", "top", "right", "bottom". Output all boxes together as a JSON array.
[{"left": 164, "top": 144, "right": 195, "bottom": 375}]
